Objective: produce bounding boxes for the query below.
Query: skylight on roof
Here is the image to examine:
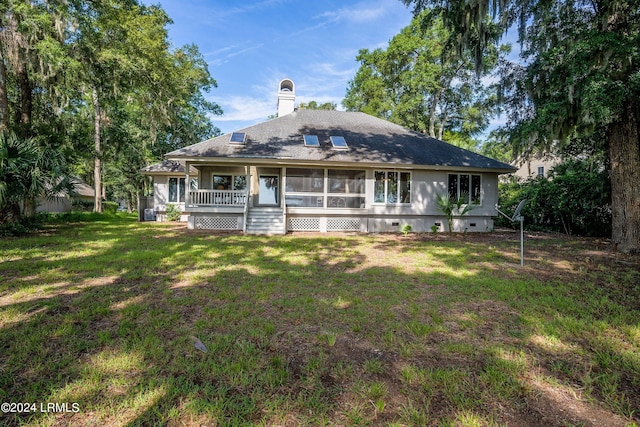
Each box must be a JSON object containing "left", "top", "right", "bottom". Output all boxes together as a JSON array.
[
  {"left": 330, "top": 135, "right": 348, "bottom": 149},
  {"left": 229, "top": 132, "right": 246, "bottom": 144},
  {"left": 303, "top": 135, "right": 320, "bottom": 147}
]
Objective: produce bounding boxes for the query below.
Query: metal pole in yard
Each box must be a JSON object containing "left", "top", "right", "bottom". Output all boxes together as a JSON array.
[
  {"left": 495, "top": 199, "right": 527, "bottom": 267},
  {"left": 519, "top": 216, "right": 524, "bottom": 266}
]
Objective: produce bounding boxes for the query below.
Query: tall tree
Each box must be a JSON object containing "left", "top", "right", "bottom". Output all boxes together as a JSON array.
[
  {"left": 1, "top": 0, "right": 73, "bottom": 216},
  {"left": 0, "top": 60, "right": 8, "bottom": 132},
  {"left": 402, "top": 0, "right": 640, "bottom": 253},
  {"left": 1, "top": 0, "right": 221, "bottom": 220},
  {"left": 67, "top": 1, "right": 220, "bottom": 212},
  {"left": 69, "top": 0, "right": 166, "bottom": 212},
  {"left": 344, "top": 11, "right": 502, "bottom": 147},
  {"left": 1, "top": 1, "right": 66, "bottom": 135}
]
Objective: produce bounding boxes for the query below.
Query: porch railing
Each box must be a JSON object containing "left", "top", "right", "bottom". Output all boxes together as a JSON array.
[{"left": 188, "top": 190, "right": 247, "bottom": 207}]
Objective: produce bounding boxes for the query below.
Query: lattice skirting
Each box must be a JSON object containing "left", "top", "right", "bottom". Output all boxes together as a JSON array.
[
  {"left": 195, "top": 216, "right": 241, "bottom": 230},
  {"left": 288, "top": 217, "right": 321, "bottom": 231},
  {"left": 327, "top": 218, "right": 361, "bottom": 232}
]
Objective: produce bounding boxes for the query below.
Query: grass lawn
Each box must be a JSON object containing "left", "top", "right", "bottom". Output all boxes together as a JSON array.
[{"left": 1, "top": 214, "right": 639, "bottom": 426}]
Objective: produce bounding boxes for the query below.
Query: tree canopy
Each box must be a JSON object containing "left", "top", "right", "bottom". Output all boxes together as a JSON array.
[
  {"left": 298, "top": 101, "right": 337, "bottom": 111},
  {"left": 343, "top": 11, "right": 505, "bottom": 152},
  {"left": 402, "top": 0, "right": 640, "bottom": 253},
  {"left": 0, "top": 0, "right": 221, "bottom": 220}
]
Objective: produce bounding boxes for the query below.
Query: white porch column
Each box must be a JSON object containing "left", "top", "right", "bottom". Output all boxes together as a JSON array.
[
  {"left": 246, "top": 166, "right": 251, "bottom": 206},
  {"left": 185, "top": 161, "right": 190, "bottom": 208},
  {"left": 281, "top": 167, "right": 286, "bottom": 208}
]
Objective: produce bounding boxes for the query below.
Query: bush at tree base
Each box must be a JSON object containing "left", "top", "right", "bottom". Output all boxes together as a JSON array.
[{"left": 498, "top": 159, "right": 611, "bottom": 237}]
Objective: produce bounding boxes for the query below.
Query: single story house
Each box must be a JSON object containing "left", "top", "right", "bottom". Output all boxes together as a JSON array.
[
  {"left": 36, "top": 177, "right": 95, "bottom": 213},
  {"left": 141, "top": 79, "right": 515, "bottom": 234}
]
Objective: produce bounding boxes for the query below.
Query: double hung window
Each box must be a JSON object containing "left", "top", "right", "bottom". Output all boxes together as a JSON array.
[
  {"left": 169, "top": 177, "right": 198, "bottom": 203},
  {"left": 374, "top": 171, "right": 411, "bottom": 204},
  {"left": 448, "top": 174, "right": 481, "bottom": 204}
]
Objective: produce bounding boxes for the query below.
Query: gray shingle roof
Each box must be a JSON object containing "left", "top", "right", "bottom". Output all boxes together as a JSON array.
[
  {"left": 70, "top": 179, "right": 95, "bottom": 198},
  {"left": 165, "top": 110, "right": 515, "bottom": 172},
  {"left": 141, "top": 160, "right": 198, "bottom": 175}
]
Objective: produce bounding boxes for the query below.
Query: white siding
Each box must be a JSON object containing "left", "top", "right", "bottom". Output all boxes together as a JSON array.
[
  {"left": 150, "top": 167, "right": 503, "bottom": 231},
  {"left": 154, "top": 175, "right": 169, "bottom": 211},
  {"left": 365, "top": 170, "right": 499, "bottom": 217},
  {"left": 153, "top": 175, "right": 186, "bottom": 221}
]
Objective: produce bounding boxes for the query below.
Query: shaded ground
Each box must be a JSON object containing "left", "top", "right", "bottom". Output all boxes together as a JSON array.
[
  {"left": 0, "top": 219, "right": 638, "bottom": 426},
  {"left": 261, "top": 228, "right": 639, "bottom": 426}
]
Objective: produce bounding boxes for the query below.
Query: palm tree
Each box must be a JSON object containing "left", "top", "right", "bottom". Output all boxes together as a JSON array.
[
  {"left": 436, "top": 192, "right": 474, "bottom": 233},
  {"left": 0, "top": 132, "right": 70, "bottom": 222}
]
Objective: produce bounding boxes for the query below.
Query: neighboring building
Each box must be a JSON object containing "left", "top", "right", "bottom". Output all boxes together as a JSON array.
[
  {"left": 141, "top": 79, "right": 515, "bottom": 234},
  {"left": 36, "top": 178, "right": 95, "bottom": 213},
  {"left": 512, "top": 152, "right": 561, "bottom": 180}
]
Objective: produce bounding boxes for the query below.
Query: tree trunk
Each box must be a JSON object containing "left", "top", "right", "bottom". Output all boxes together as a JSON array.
[
  {"left": 92, "top": 88, "right": 102, "bottom": 213},
  {"left": 17, "top": 60, "right": 32, "bottom": 128},
  {"left": 608, "top": 100, "right": 640, "bottom": 253},
  {"left": 0, "top": 60, "right": 8, "bottom": 132},
  {"left": 428, "top": 88, "right": 442, "bottom": 138},
  {"left": 22, "top": 197, "right": 37, "bottom": 219},
  {"left": 438, "top": 110, "right": 448, "bottom": 141}
]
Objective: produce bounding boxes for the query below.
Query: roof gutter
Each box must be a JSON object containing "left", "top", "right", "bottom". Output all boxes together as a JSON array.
[{"left": 164, "top": 155, "right": 516, "bottom": 174}]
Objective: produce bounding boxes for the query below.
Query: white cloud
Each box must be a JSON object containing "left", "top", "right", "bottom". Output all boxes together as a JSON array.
[
  {"left": 285, "top": 2, "right": 399, "bottom": 39},
  {"left": 203, "top": 45, "right": 239, "bottom": 57},
  {"left": 297, "top": 71, "right": 353, "bottom": 105},
  {"left": 313, "top": 62, "right": 356, "bottom": 79},
  {"left": 286, "top": 21, "right": 332, "bottom": 38},
  {"left": 225, "top": 43, "right": 265, "bottom": 59},
  {"left": 206, "top": 42, "right": 265, "bottom": 67},
  {"left": 212, "top": 67, "right": 351, "bottom": 127},
  {"left": 317, "top": 2, "right": 386, "bottom": 24},
  {"left": 212, "top": 95, "right": 275, "bottom": 122},
  {"left": 203, "top": 0, "right": 292, "bottom": 21}
]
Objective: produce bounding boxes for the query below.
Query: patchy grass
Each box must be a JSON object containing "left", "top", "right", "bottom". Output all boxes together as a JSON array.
[{"left": 0, "top": 215, "right": 639, "bottom": 426}]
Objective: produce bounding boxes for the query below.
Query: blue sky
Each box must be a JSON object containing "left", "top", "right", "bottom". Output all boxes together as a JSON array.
[{"left": 147, "top": 0, "right": 415, "bottom": 135}]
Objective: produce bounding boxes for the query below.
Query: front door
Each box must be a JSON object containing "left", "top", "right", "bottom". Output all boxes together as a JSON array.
[{"left": 258, "top": 175, "right": 279, "bottom": 206}]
